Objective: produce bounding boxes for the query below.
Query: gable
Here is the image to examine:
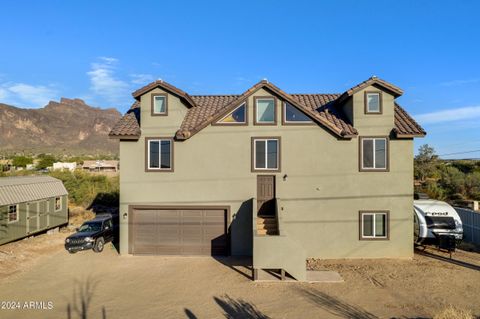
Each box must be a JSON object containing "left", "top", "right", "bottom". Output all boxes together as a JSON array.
[{"left": 109, "top": 78, "right": 425, "bottom": 140}]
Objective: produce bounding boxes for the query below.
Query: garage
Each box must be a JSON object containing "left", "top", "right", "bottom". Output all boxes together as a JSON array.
[{"left": 129, "top": 206, "right": 229, "bottom": 256}]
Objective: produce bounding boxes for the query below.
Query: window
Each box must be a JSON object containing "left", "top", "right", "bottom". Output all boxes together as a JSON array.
[
  {"left": 252, "top": 137, "right": 280, "bottom": 171},
  {"left": 8, "top": 205, "right": 18, "bottom": 223},
  {"left": 284, "top": 102, "right": 312, "bottom": 123},
  {"left": 151, "top": 94, "right": 167, "bottom": 115},
  {"left": 365, "top": 92, "right": 382, "bottom": 114},
  {"left": 217, "top": 103, "right": 246, "bottom": 124},
  {"left": 55, "top": 197, "right": 62, "bottom": 211},
  {"left": 360, "top": 211, "right": 389, "bottom": 239},
  {"left": 255, "top": 97, "right": 276, "bottom": 124},
  {"left": 360, "top": 137, "right": 388, "bottom": 171},
  {"left": 146, "top": 138, "right": 173, "bottom": 171}
]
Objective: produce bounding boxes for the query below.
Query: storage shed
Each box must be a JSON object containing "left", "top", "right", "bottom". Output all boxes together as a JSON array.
[{"left": 0, "top": 176, "right": 68, "bottom": 245}]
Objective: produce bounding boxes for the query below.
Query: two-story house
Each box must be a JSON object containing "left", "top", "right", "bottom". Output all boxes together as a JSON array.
[{"left": 110, "top": 76, "right": 425, "bottom": 281}]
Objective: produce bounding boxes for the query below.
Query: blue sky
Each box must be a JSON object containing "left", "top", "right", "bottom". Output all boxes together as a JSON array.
[{"left": 0, "top": 0, "right": 479, "bottom": 158}]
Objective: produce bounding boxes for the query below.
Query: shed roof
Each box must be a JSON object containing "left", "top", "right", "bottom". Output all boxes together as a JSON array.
[{"left": 0, "top": 176, "right": 68, "bottom": 206}]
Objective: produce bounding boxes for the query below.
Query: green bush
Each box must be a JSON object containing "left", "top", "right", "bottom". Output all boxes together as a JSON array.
[{"left": 48, "top": 170, "right": 119, "bottom": 208}]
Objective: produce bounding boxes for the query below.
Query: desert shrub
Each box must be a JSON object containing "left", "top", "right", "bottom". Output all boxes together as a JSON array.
[
  {"left": 49, "top": 170, "right": 119, "bottom": 208},
  {"left": 424, "top": 181, "right": 446, "bottom": 200},
  {"left": 465, "top": 172, "right": 480, "bottom": 200},
  {"left": 439, "top": 166, "right": 466, "bottom": 197},
  {"left": 433, "top": 305, "right": 473, "bottom": 319}
]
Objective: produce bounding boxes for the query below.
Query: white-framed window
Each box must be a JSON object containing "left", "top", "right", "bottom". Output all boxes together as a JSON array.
[
  {"left": 147, "top": 138, "right": 173, "bottom": 171},
  {"left": 152, "top": 94, "right": 167, "bottom": 115},
  {"left": 255, "top": 98, "right": 275, "bottom": 124},
  {"left": 217, "top": 103, "right": 246, "bottom": 124},
  {"left": 284, "top": 102, "right": 312, "bottom": 123},
  {"left": 360, "top": 137, "right": 388, "bottom": 171},
  {"left": 8, "top": 205, "right": 19, "bottom": 223},
  {"left": 365, "top": 92, "right": 381, "bottom": 113},
  {"left": 55, "top": 197, "right": 62, "bottom": 211},
  {"left": 252, "top": 138, "right": 280, "bottom": 171},
  {"left": 360, "top": 211, "right": 388, "bottom": 239}
]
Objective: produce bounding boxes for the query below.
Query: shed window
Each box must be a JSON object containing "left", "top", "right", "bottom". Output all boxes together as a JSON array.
[
  {"left": 55, "top": 197, "right": 62, "bottom": 211},
  {"left": 147, "top": 138, "right": 173, "bottom": 171},
  {"left": 8, "top": 205, "right": 18, "bottom": 223},
  {"left": 366, "top": 92, "right": 381, "bottom": 113},
  {"left": 255, "top": 98, "right": 275, "bottom": 124},
  {"left": 360, "top": 211, "right": 388, "bottom": 239},
  {"left": 360, "top": 137, "right": 388, "bottom": 171}
]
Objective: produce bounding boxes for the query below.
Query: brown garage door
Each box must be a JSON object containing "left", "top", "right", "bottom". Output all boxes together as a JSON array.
[{"left": 130, "top": 207, "right": 228, "bottom": 256}]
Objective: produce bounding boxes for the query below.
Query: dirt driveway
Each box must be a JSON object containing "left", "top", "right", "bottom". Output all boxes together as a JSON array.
[{"left": 0, "top": 235, "right": 479, "bottom": 319}]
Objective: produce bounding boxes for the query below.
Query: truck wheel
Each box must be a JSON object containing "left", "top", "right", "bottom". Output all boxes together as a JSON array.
[
  {"left": 93, "top": 238, "right": 105, "bottom": 253},
  {"left": 68, "top": 250, "right": 77, "bottom": 254}
]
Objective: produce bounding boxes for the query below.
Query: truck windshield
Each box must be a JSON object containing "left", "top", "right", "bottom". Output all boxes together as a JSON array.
[{"left": 78, "top": 222, "right": 102, "bottom": 232}]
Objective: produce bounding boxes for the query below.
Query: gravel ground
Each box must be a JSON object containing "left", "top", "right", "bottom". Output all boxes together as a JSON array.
[{"left": 0, "top": 233, "right": 479, "bottom": 319}]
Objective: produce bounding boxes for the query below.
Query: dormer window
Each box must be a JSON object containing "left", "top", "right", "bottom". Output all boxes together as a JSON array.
[
  {"left": 254, "top": 97, "right": 276, "bottom": 125},
  {"left": 365, "top": 92, "right": 382, "bottom": 114},
  {"left": 151, "top": 93, "right": 167, "bottom": 115},
  {"left": 216, "top": 103, "right": 247, "bottom": 124},
  {"left": 283, "top": 102, "right": 313, "bottom": 124}
]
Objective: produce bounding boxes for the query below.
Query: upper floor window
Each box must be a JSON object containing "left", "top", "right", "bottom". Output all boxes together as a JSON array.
[
  {"left": 151, "top": 94, "right": 167, "bottom": 115},
  {"left": 284, "top": 102, "right": 312, "bottom": 123},
  {"left": 217, "top": 103, "right": 246, "bottom": 124},
  {"left": 365, "top": 92, "right": 382, "bottom": 114},
  {"left": 55, "top": 197, "right": 62, "bottom": 211},
  {"left": 252, "top": 137, "right": 280, "bottom": 171},
  {"left": 8, "top": 205, "right": 18, "bottom": 223},
  {"left": 360, "top": 137, "right": 388, "bottom": 171},
  {"left": 146, "top": 138, "right": 173, "bottom": 172},
  {"left": 360, "top": 211, "right": 389, "bottom": 240},
  {"left": 255, "top": 97, "right": 276, "bottom": 124}
]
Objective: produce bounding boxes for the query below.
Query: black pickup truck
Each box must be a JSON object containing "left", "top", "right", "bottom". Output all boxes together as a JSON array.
[{"left": 65, "top": 214, "right": 114, "bottom": 254}]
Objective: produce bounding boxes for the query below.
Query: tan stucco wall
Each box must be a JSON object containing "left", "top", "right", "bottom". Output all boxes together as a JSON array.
[{"left": 119, "top": 86, "right": 414, "bottom": 258}]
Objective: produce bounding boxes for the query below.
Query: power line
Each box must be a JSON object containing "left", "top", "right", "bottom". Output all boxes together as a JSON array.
[{"left": 439, "top": 149, "right": 480, "bottom": 157}]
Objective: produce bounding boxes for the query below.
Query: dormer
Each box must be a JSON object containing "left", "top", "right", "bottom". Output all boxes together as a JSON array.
[{"left": 337, "top": 77, "right": 403, "bottom": 136}]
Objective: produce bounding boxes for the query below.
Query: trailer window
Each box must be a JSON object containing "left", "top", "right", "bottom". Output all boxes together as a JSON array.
[
  {"left": 8, "top": 205, "right": 19, "bottom": 223},
  {"left": 360, "top": 211, "right": 388, "bottom": 240}
]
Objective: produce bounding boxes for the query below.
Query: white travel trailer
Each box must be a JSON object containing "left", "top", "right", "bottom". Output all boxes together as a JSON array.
[{"left": 414, "top": 199, "right": 463, "bottom": 245}]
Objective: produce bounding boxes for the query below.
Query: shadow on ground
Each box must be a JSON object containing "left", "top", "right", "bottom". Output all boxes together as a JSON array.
[
  {"left": 297, "top": 287, "right": 378, "bottom": 319},
  {"left": 214, "top": 295, "right": 270, "bottom": 319},
  {"left": 213, "top": 256, "right": 253, "bottom": 280},
  {"left": 415, "top": 248, "right": 480, "bottom": 272},
  {"left": 66, "top": 275, "right": 107, "bottom": 319}
]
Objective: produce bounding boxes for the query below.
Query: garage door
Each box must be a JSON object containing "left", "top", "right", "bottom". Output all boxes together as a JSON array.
[{"left": 130, "top": 207, "right": 228, "bottom": 256}]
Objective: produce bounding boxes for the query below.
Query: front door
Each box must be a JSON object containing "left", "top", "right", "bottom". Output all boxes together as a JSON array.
[{"left": 257, "top": 175, "right": 276, "bottom": 216}]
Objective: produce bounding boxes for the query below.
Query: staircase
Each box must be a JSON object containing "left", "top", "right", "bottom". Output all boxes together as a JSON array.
[{"left": 256, "top": 215, "right": 279, "bottom": 236}]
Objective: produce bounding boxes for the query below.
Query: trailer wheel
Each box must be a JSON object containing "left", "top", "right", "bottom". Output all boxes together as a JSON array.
[{"left": 93, "top": 237, "right": 104, "bottom": 253}]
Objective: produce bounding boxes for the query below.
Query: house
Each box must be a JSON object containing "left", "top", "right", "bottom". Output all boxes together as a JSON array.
[
  {"left": 53, "top": 162, "right": 77, "bottom": 172},
  {"left": 82, "top": 160, "right": 118, "bottom": 172},
  {"left": 109, "top": 76, "right": 425, "bottom": 281},
  {"left": 0, "top": 176, "right": 68, "bottom": 245}
]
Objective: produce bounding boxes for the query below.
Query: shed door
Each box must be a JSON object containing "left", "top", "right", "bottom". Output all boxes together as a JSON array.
[
  {"left": 27, "top": 202, "right": 40, "bottom": 234},
  {"left": 131, "top": 207, "right": 228, "bottom": 256}
]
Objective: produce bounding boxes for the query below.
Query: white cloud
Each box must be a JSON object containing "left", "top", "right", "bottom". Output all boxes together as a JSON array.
[
  {"left": 440, "top": 79, "right": 479, "bottom": 87},
  {"left": 415, "top": 106, "right": 480, "bottom": 124},
  {"left": 87, "top": 57, "right": 129, "bottom": 105},
  {"left": 130, "top": 73, "right": 154, "bottom": 85},
  {"left": 0, "top": 82, "right": 58, "bottom": 107}
]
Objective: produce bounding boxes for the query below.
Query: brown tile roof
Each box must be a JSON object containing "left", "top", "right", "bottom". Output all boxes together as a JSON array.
[
  {"left": 109, "top": 102, "right": 141, "bottom": 138},
  {"left": 132, "top": 80, "right": 197, "bottom": 108},
  {"left": 394, "top": 103, "right": 426, "bottom": 137},
  {"left": 337, "top": 76, "right": 404, "bottom": 105},
  {"left": 109, "top": 78, "right": 425, "bottom": 140}
]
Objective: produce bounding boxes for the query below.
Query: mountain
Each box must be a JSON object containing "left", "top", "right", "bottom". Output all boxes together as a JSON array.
[{"left": 0, "top": 98, "right": 121, "bottom": 155}]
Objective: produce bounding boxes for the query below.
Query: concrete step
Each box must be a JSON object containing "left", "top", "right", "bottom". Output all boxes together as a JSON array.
[{"left": 257, "top": 229, "right": 279, "bottom": 235}]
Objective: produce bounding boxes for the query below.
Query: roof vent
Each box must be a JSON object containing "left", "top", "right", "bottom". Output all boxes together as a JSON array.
[
  {"left": 371, "top": 75, "right": 377, "bottom": 79},
  {"left": 157, "top": 78, "right": 163, "bottom": 83},
  {"left": 262, "top": 78, "right": 269, "bottom": 83}
]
